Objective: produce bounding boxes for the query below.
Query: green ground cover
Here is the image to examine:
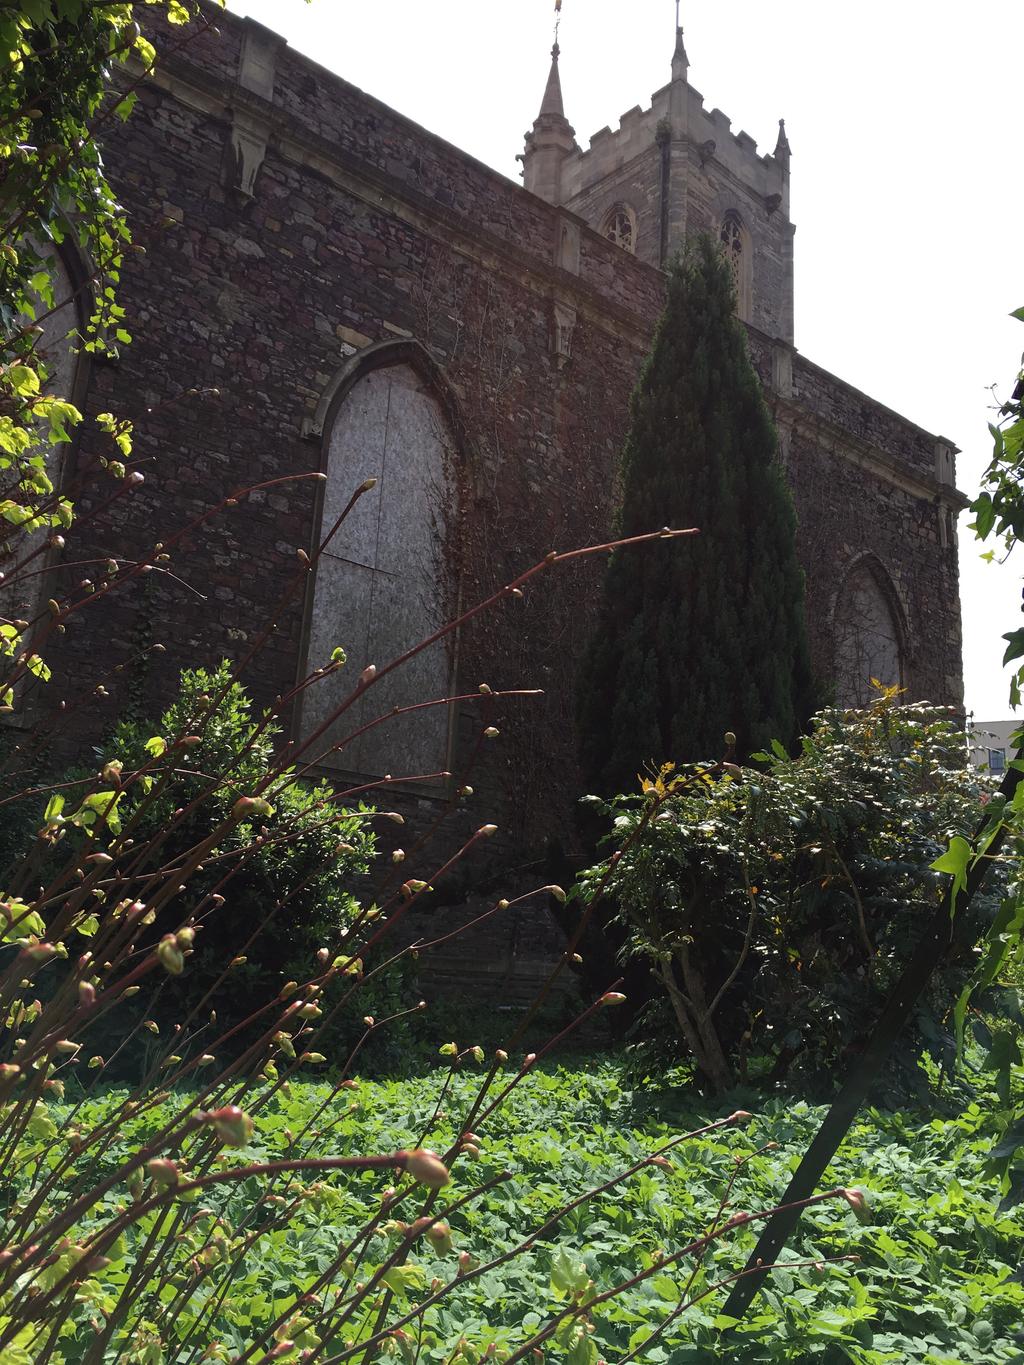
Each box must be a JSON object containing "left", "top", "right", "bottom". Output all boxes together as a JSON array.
[{"left": 44, "top": 1060, "right": 1024, "bottom": 1364}]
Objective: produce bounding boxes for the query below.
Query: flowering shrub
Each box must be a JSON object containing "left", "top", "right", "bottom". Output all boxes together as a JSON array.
[{"left": 577, "top": 696, "right": 1000, "bottom": 1094}]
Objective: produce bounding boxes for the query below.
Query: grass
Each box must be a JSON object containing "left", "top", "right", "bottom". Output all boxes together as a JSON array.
[{"left": 48, "top": 1056, "right": 1024, "bottom": 1364}]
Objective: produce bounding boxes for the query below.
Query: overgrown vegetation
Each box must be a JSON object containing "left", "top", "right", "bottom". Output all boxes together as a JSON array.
[
  {"left": 576, "top": 696, "right": 998, "bottom": 1095},
  {"left": 1, "top": 4, "right": 1021, "bottom": 1361},
  {"left": 1, "top": 1, "right": 214, "bottom": 662},
  {"left": 970, "top": 308, "right": 1024, "bottom": 709},
  {"left": 12, "top": 1060, "right": 1022, "bottom": 1364},
  {"left": 25, "top": 662, "right": 414, "bottom": 1065}
]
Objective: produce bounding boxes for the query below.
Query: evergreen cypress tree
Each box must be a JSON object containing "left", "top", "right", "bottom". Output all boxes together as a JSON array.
[{"left": 578, "top": 235, "right": 814, "bottom": 796}]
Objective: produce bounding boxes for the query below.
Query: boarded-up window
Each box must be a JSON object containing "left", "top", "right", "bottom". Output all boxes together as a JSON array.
[
  {"left": 834, "top": 561, "right": 904, "bottom": 707},
  {"left": 302, "top": 363, "right": 455, "bottom": 782}
]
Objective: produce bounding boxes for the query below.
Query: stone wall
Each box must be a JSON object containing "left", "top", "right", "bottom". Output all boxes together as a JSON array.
[{"left": 743, "top": 330, "right": 964, "bottom": 708}]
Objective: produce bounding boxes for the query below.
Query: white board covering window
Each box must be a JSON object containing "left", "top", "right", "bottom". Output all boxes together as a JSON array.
[
  {"left": 834, "top": 561, "right": 904, "bottom": 708},
  {"left": 302, "top": 362, "right": 455, "bottom": 783}
]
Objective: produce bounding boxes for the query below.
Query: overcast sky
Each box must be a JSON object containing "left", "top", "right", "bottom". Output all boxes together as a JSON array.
[{"left": 230, "top": 0, "right": 1024, "bottom": 720}]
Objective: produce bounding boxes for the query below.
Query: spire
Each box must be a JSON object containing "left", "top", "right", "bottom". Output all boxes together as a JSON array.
[
  {"left": 672, "top": 0, "right": 688, "bottom": 80},
  {"left": 774, "top": 118, "right": 791, "bottom": 166},
  {"left": 539, "top": 42, "right": 565, "bottom": 119},
  {"left": 672, "top": 25, "right": 689, "bottom": 79},
  {"left": 522, "top": 9, "right": 576, "bottom": 204}
]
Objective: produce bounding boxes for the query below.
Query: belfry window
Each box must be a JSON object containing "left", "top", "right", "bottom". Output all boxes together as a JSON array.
[
  {"left": 720, "top": 214, "right": 742, "bottom": 273},
  {"left": 601, "top": 203, "right": 637, "bottom": 254},
  {"left": 719, "top": 212, "right": 751, "bottom": 319}
]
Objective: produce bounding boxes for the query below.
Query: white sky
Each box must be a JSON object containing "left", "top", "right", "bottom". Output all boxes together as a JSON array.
[{"left": 229, "top": 0, "right": 1024, "bottom": 719}]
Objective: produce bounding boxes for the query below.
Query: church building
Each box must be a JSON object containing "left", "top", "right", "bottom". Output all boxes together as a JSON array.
[{"left": 36, "top": 5, "right": 964, "bottom": 895}]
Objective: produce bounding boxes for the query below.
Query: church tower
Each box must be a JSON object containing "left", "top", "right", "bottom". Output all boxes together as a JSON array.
[{"left": 522, "top": 21, "right": 795, "bottom": 344}]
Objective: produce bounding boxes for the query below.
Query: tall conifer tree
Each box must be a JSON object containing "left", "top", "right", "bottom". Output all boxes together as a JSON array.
[{"left": 578, "top": 235, "right": 814, "bottom": 795}]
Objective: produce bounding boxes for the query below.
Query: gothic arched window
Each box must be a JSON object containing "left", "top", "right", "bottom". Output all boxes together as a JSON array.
[
  {"left": 833, "top": 559, "right": 905, "bottom": 708},
  {"left": 302, "top": 359, "right": 457, "bottom": 782},
  {"left": 719, "top": 211, "right": 751, "bottom": 320},
  {"left": 601, "top": 203, "right": 637, "bottom": 254}
]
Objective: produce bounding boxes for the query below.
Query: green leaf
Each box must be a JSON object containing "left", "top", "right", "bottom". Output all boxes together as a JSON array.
[
  {"left": 134, "top": 33, "right": 157, "bottom": 65},
  {"left": 0, "top": 900, "right": 46, "bottom": 942},
  {"left": 550, "top": 1248, "right": 590, "bottom": 1297},
  {"left": 73, "top": 791, "right": 122, "bottom": 835},
  {"left": 991, "top": 1120, "right": 1024, "bottom": 1161},
  {"left": 952, "top": 984, "right": 970, "bottom": 1056},
  {"left": 27, "top": 1105, "right": 57, "bottom": 1141},
  {"left": 381, "top": 1264, "right": 426, "bottom": 1296},
  {"left": 565, "top": 1334, "right": 598, "bottom": 1365},
  {"left": 5, "top": 365, "right": 40, "bottom": 397},
  {"left": 984, "top": 1030, "right": 1022, "bottom": 1103},
  {"left": 972, "top": 494, "right": 996, "bottom": 540},
  {"left": 651, "top": 1274, "right": 681, "bottom": 1302},
  {"left": 0, "top": 501, "right": 34, "bottom": 527},
  {"left": 25, "top": 654, "right": 51, "bottom": 683},
  {"left": 1003, "top": 631, "right": 1024, "bottom": 666},
  {"left": 930, "top": 835, "right": 972, "bottom": 895}
]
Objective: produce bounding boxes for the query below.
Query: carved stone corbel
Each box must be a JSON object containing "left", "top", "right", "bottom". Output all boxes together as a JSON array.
[
  {"left": 226, "top": 108, "right": 273, "bottom": 201},
  {"left": 223, "top": 20, "right": 285, "bottom": 203}
]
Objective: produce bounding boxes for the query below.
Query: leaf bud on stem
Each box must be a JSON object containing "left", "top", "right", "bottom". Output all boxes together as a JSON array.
[
  {"left": 400, "top": 1148, "right": 450, "bottom": 1188},
  {"left": 206, "top": 1106, "right": 254, "bottom": 1148}
]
